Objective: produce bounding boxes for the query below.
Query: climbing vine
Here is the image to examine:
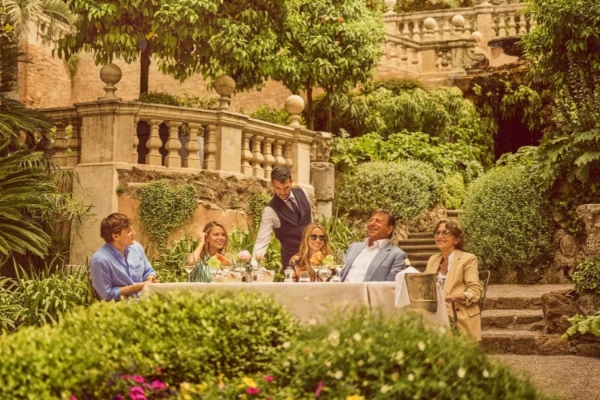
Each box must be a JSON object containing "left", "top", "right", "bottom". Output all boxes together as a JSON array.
[{"left": 137, "top": 180, "right": 197, "bottom": 250}]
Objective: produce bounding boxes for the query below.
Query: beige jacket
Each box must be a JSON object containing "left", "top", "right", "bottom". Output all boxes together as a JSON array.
[{"left": 425, "top": 250, "right": 483, "bottom": 341}]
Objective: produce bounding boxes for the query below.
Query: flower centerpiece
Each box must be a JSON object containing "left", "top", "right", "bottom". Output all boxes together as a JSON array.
[
  {"left": 309, "top": 251, "right": 325, "bottom": 266},
  {"left": 207, "top": 254, "right": 233, "bottom": 282},
  {"left": 236, "top": 250, "right": 252, "bottom": 282},
  {"left": 322, "top": 255, "right": 335, "bottom": 269}
]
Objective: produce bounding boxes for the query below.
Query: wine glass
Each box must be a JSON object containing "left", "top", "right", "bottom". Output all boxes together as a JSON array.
[
  {"left": 183, "top": 253, "right": 197, "bottom": 282},
  {"left": 318, "top": 266, "right": 332, "bottom": 282},
  {"left": 298, "top": 270, "right": 310, "bottom": 283}
]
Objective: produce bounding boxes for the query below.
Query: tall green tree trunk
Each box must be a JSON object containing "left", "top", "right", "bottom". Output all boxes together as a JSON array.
[
  {"left": 139, "top": 39, "right": 152, "bottom": 94},
  {"left": 305, "top": 84, "right": 313, "bottom": 130}
]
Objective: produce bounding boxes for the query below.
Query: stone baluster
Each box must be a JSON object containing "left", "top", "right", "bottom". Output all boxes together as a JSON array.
[
  {"left": 432, "top": 19, "right": 440, "bottom": 40},
  {"left": 251, "top": 134, "right": 265, "bottom": 178},
  {"left": 274, "top": 140, "right": 286, "bottom": 167},
  {"left": 132, "top": 117, "right": 139, "bottom": 164},
  {"left": 401, "top": 20, "right": 411, "bottom": 38},
  {"left": 412, "top": 19, "right": 422, "bottom": 41},
  {"left": 52, "top": 122, "right": 68, "bottom": 167},
  {"left": 67, "top": 119, "right": 82, "bottom": 167},
  {"left": 497, "top": 13, "right": 507, "bottom": 37},
  {"left": 284, "top": 142, "right": 293, "bottom": 169},
  {"left": 389, "top": 43, "right": 397, "bottom": 62},
  {"left": 399, "top": 45, "right": 408, "bottom": 69},
  {"left": 145, "top": 119, "right": 163, "bottom": 166},
  {"left": 203, "top": 124, "right": 217, "bottom": 170},
  {"left": 464, "top": 15, "right": 473, "bottom": 37},
  {"left": 184, "top": 123, "right": 202, "bottom": 169},
  {"left": 508, "top": 14, "right": 517, "bottom": 36},
  {"left": 164, "top": 121, "right": 182, "bottom": 168},
  {"left": 422, "top": 19, "right": 434, "bottom": 41},
  {"left": 518, "top": 14, "right": 527, "bottom": 35},
  {"left": 529, "top": 14, "right": 537, "bottom": 29},
  {"left": 442, "top": 17, "right": 452, "bottom": 40},
  {"left": 262, "top": 138, "right": 275, "bottom": 179},
  {"left": 241, "top": 132, "right": 254, "bottom": 176},
  {"left": 411, "top": 48, "right": 418, "bottom": 69},
  {"left": 452, "top": 15, "right": 465, "bottom": 36}
]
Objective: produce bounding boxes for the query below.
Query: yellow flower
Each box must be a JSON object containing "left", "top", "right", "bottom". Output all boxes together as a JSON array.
[
  {"left": 180, "top": 382, "right": 191, "bottom": 393},
  {"left": 346, "top": 395, "right": 365, "bottom": 400},
  {"left": 242, "top": 377, "right": 258, "bottom": 388},
  {"left": 195, "top": 383, "right": 207, "bottom": 392}
]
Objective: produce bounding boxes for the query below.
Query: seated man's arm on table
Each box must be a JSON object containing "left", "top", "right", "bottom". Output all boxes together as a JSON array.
[
  {"left": 385, "top": 248, "right": 408, "bottom": 282},
  {"left": 133, "top": 242, "right": 159, "bottom": 282},
  {"left": 90, "top": 260, "right": 149, "bottom": 300},
  {"left": 251, "top": 206, "right": 279, "bottom": 266}
]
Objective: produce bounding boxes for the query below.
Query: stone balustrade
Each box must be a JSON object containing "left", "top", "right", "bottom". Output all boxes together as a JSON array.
[{"left": 381, "top": 0, "right": 529, "bottom": 79}]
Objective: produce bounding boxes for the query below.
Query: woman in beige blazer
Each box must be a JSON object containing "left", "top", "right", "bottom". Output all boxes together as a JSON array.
[{"left": 425, "top": 218, "right": 483, "bottom": 341}]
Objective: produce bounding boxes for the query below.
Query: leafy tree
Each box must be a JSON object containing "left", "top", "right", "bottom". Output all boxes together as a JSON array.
[
  {"left": 523, "top": 0, "right": 600, "bottom": 88},
  {"left": 272, "top": 0, "right": 385, "bottom": 130},
  {"left": 57, "top": 0, "right": 286, "bottom": 94},
  {"left": 1, "top": 0, "right": 74, "bottom": 38}
]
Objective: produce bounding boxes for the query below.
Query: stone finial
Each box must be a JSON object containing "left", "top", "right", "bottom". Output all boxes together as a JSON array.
[
  {"left": 384, "top": 0, "right": 397, "bottom": 16},
  {"left": 577, "top": 204, "right": 600, "bottom": 257},
  {"left": 471, "top": 30, "right": 483, "bottom": 43},
  {"left": 98, "top": 63, "right": 122, "bottom": 101},
  {"left": 451, "top": 15, "right": 465, "bottom": 28},
  {"left": 423, "top": 17, "right": 437, "bottom": 31},
  {"left": 214, "top": 75, "right": 236, "bottom": 110},
  {"left": 285, "top": 95, "right": 305, "bottom": 127}
]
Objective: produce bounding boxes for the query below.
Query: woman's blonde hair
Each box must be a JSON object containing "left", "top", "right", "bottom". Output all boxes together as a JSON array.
[
  {"left": 292, "top": 222, "right": 333, "bottom": 280},
  {"left": 200, "top": 221, "right": 229, "bottom": 261}
]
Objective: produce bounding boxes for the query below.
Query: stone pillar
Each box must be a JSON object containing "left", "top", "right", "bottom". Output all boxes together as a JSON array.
[
  {"left": 474, "top": 1, "right": 494, "bottom": 55},
  {"left": 69, "top": 100, "right": 141, "bottom": 264},
  {"left": 311, "top": 162, "right": 335, "bottom": 218},
  {"left": 577, "top": 204, "right": 600, "bottom": 257}
]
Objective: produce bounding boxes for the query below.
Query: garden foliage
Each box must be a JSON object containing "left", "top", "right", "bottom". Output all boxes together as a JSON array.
[
  {"left": 0, "top": 291, "right": 297, "bottom": 399},
  {"left": 564, "top": 310, "right": 600, "bottom": 340},
  {"left": 179, "top": 310, "right": 546, "bottom": 399},
  {"left": 460, "top": 165, "right": 554, "bottom": 274},
  {"left": 336, "top": 161, "right": 442, "bottom": 223},
  {"left": 572, "top": 258, "right": 600, "bottom": 295}
]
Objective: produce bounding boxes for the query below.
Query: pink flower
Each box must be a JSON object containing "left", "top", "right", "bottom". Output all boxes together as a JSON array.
[
  {"left": 315, "top": 381, "right": 324, "bottom": 397},
  {"left": 238, "top": 250, "right": 252, "bottom": 261},
  {"left": 121, "top": 374, "right": 131, "bottom": 380},
  {"left": 129, "top": 386, "right": 147, "bottom": 400},
  {"left": 246, "top": 387, "right": 261, "bottom": 395},
  {"left": 69, "top": 396, "right": 78, "bottom": 400},
  {"left": 151, "top": 380, "right": 167, "bottom": 390},
  {"left": 262, "top": 375, "right": 274, "bottom": 382},
  {"left": 132, "top": 375, "right": 145, "bottom": 383}
]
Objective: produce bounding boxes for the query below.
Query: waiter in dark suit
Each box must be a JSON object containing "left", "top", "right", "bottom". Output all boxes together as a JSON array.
[{"left": 252, "top": 166, "right": 312, "bottom": 268}]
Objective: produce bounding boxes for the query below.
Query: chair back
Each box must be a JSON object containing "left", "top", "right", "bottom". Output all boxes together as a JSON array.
[
  {"left": 406, "top": 273, "right": 438, "bottom": 314},
  {"left": 478, "top": 270, "right": 491, "bottom": 311}
]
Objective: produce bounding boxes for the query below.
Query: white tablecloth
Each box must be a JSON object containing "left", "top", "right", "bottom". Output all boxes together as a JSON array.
[{"left": 141, "top": 281, "right": 448, "bottom": 326}]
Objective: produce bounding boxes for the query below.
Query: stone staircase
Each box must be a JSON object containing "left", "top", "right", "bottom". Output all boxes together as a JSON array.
[
  {"left": 398, "top": 210, "right": 461, "bottom": 271},
  {"left": 481, "top": 284, "right": 574, "bottom": 355}
]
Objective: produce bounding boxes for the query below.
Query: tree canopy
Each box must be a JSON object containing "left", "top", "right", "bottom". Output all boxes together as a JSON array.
[
  {"left": 272, "top": 0, "right": 385, "bottom": 129},
  {"left": 57, "top": 0, "right": 287, "bottom": 93}
]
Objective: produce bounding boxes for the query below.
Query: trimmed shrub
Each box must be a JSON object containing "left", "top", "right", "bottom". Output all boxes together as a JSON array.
[
  {"left": 572, "top": 258, "right": 600, "bottom": 294},
  {"left": 442, "top": 172, "right": 467, "bottom": 210},
  {"left": 460, "top": 165, "right": 554, "bottom": 275},
  {"left": 335, "top": 161, "right": 442, "bottom": 223},
  {"left": 0, "top": 291, "right": 297, "bottom": 399},
  {"left": 182, "top": 310, "right": 547, "bottom": 399}
]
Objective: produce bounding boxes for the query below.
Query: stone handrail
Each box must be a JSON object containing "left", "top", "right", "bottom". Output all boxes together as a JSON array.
[
  {"left": 381, "top": 1, "right": 529, "bottom": 77},
  {"left": 40, "top": 99, "right": 322, "bottom": 188}
]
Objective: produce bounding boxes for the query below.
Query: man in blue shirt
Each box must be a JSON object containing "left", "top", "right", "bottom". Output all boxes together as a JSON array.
[{"left": 90, "top": 213, "right": 159, "bottom": 301}]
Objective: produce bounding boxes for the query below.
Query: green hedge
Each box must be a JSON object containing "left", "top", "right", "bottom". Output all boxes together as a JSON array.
[
  {"left": 183, "top": 310, "right": 547, "bottom": 399},
  {"left": 460, "top": 165, "right": 554, "bottom": 274},
  {"left": 0, "top": 291, "right": 297, "bottom": 399},
  {"left": 572, "top": 258, "right": 600, "bottom": 294},
  {"left": 336, "top": 160, "right": 442, "bottom": 223}
]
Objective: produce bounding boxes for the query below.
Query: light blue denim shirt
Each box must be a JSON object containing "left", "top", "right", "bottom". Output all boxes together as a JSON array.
[{"left": 90, "top": 241, "right": 156, "bottom": 301}]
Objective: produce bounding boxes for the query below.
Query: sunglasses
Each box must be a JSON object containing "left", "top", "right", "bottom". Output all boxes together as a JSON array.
[
  {"left": 309, "top": 234, "right": 327, "bottom": 241},
  {"left": 433, "top": 229, "right": 452, "bottom": 238}
]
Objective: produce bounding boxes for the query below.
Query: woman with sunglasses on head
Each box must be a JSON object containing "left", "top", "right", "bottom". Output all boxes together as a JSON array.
[
  {"left": 187, "top": 221, "right": 229, "bottom": 282},
  {"left": 289, "top": 222, "right": 333, "bottom": 282},
  {"left": 425, "top": 218, "right": 483, "bottom": 341}
]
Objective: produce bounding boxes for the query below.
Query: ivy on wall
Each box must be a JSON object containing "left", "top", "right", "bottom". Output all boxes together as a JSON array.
[{"left": 137, "top": 180, "right": 197, "bottom": 250}]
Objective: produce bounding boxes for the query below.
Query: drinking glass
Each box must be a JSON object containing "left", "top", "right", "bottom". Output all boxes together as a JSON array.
[
  {"left": 183, "top": 253, "right": 197, "bottom": 282},
  {"left": 283, "top": 267, "right": 295, "bottom": 282},
  {"left": 298, "top": 271, "right": 310, "bottom": 283},
  {"left": 330, "top": 265, "right": 344, "bottom": 282},
  {"left": 310, "top": 264, "right": 321, "bottom": 280},
  {"left": 318, "top": 266, "right": 332, "bottom": 282}
]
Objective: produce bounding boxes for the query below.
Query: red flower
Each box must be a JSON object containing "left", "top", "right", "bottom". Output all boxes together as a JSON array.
[
  {"left": 262, "top": 375, "right": 274, "bottom": 382},
  {"left": 151, "top": 380, "right": 167, "bottom": 390},
  {"left": 315, "top": 381, "right": 324, "bottom": 397},
  {"left": 132, "top": 375, "right": 145, "bottom": 383},
  {"left": 129, "top": 386, "right": 147, "bottom": 400},
  {"left": 69, "top": 396, "right": 78, "bottom": 400},
  {"left": 246, "top": 387, "right": 261, "bottom": 395}
]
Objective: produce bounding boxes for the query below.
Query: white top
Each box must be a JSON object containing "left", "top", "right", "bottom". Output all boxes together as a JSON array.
[
  {"left": 251, "top": 189, "right": 311, "bottom": 266},
  {"left": 345, "top": 238, "right": 390, "bottom": 283},
  {"left": 436, "top": 250, "right": 455, "bottom": 289}
]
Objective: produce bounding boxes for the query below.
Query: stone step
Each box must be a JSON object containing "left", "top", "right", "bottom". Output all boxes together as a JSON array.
[
  {"left": 407, "top": 232, "right": 433, "bottom": 239},
  {"left": 398, "top": 238, "right": 436, "bottom": 246},
  {"left": 405, "top": 252, "right": 434, "bottom": 261},
  {"left": 400, "top": 244, "right": 439, "bottom": 252},
  {"left": 483, "top": 284, "right": 574, "bottom": 311},
  {"left": 446, "top": 210, "right": 461, "bottom": 219},
  {"left": 481, "top": 329, "right": 569, "bottom": 355},
  {"left": 482, "top": 309, "right": 545, "bottom": 330}
]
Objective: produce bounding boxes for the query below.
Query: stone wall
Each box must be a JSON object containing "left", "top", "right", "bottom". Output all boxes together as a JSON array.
[
  {"left": 115, "top": 167, "right": 277, "bottom": 256},
  {"left": 20, "top": 39, "right": 297, "bottom": 112}
]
